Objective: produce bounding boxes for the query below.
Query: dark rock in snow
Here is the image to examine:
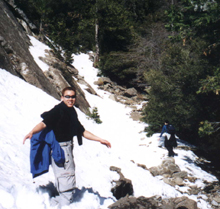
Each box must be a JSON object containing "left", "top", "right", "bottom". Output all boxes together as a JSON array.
[{"left": 110, "top": 166, "right": 134, "bottom": 200}]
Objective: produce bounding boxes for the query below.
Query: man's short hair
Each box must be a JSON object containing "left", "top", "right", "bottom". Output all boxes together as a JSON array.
[
  {"left": 62, "top": 86, "right": 76, "bottom": 96},
  {"left": 165, "top": 120, "right": 169, "bottom": 124}
]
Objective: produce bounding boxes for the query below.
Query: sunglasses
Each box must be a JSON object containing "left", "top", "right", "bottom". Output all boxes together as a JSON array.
[{"left": 64, "top": 95, "right": 76, "bottom": 99}]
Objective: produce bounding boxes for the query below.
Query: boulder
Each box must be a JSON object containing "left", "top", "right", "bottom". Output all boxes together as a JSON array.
[
  {"left": 188, "top": 186, "right": 200, "bottom": 195},
  {"left": 172, "top": 171, "right": 188, "bottom": 179},
  {"left": 123, "top": 88, "right": 137, "bottom": 98},
  {"left": 173, "top": 176, "right": 184, "bottom": 186},
  {"left": 108, "top": 196, "right": 161, "bottom": 209},
  {"left": 213, "top": 195, "right": 220, "bottom": 203},
  {"left": 174, "top": 196, "right": 197, "bottom": 209},
  {"left": 149, "top": 157, "right": 189, "bottom": 188},
  {"left": 109, "top": 94, "right": 117, "bottom": 102},
  {"left": 110, "top": 166, "right": 134, "bottom": 200},
  {"left": 130, "top": 110, "right": 142, "bottom": 121},
  {"left": 94, "top": 77, "right": 113, "bottom": 86},
  {"left": 108, "top": 195, "right": 198, "bottom": 209},
  {"left": 149, "top": 166, "right": 160, "bottom": 177}
]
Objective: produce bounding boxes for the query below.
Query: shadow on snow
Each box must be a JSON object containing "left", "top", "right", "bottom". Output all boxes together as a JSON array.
[{"left": 37, "top": 181, "right": 115, "bottom": 205}]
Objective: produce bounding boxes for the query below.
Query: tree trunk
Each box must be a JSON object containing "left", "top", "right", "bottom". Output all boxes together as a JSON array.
[
  {"left": 38, "top": 18, "right": 44, "bottom": 41},
  {"left": 94, "top": 3, "right": 99, "bottom": 67}
]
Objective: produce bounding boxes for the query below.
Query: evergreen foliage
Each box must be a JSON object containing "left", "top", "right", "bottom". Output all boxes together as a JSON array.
[
  {"left": 142, "top": 0, "right": 220, "bottom": 147},
  {"left": 142, "top": 40, "right": 209, "bottom": 141},
  {"left": 14, "top": 0, "right": 160, "bottom": 83},
  {"left": 88, "top": 107, "right": 102, "bottom": 124}
]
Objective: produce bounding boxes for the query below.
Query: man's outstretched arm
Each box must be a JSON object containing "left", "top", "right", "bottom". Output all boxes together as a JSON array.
[
  {"left": 23, "top": 122, "right": 46, "bottom": 144},
  {"left": 83, "top": 130, "right": 111, "bottom": 148}
]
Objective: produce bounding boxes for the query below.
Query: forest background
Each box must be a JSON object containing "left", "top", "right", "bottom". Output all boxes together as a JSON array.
[{"left": 13, "top": 0, "right": 220, "bottom": 163}]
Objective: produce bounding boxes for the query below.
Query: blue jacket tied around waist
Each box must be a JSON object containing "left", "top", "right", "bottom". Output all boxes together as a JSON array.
[{"left": 30, "top": 128, "right": 65, "bottom": 178}]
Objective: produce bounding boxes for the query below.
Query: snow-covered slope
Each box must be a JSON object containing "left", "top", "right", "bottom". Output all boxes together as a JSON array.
[{"left": 0, "top": 37, "right": 217, "bottom": 209}]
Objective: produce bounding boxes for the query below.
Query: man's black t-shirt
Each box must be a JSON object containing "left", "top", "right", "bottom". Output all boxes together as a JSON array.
[{"left": 41, "top": 102, "right": 85, "bottom": 143}]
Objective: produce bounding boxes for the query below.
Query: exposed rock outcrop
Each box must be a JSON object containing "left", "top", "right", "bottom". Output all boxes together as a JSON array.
[
  {"left": 110, "top": 166, "right": 134, "bottom": 200},
  {"left": 148, "top": 157, "right": 200, "bottom": 188},
  {"left": 109, "top": 157, "right": 220, "bottom": 208},
  {"left": 94, "top": 76, "right": 147, "bottom": 121},
  {"left": 38, "top": 49, "right": 95, "bottom": 114},
  {"left": 0, "top": 0, "right": 94, "bottom": 114},
  {"left": 0, "top": 0, "right": 59, "bottom": 100},
  {"left": 133, "top": 157, "right": 220, "bottom": 209},
  {"left": 108, "top": 195, "right": 198, "bottom": 209}
]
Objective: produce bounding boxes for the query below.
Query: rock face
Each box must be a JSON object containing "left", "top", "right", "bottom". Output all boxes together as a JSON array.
[
  {"left": 0, "top": 0, "right": 59, "bottom": 100},
  {"left": 0, "top": 0, "right": 94, "bottom": 114},
  {"left": 38, "top": 49, "right": 94, "bottom": 114}
]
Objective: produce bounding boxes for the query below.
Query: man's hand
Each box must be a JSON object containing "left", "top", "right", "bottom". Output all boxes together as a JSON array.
[
  {"left": 100, "top": 139, "right": 111, "bottom": 148},
  {"left": 83, "top": 130, "right": 111, "bottom": 148},
  {"left": 23, "top": 122, "right": 46, "bottom": 144},
  {"left": 23, "top": 132, "right": 33, "bottom": 144}
]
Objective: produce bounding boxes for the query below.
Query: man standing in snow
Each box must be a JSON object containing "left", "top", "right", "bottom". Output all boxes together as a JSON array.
[
  {"left": 158, "top": 120, "right": 177, "bottom": 157},
  {"left": 23, "top": 86, "right": 111, "bottom": 207}
]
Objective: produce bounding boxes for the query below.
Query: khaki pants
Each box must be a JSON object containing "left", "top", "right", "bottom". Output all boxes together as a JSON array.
[{"left": 51, "top": 141, "right": 76, "bottom": 207}]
